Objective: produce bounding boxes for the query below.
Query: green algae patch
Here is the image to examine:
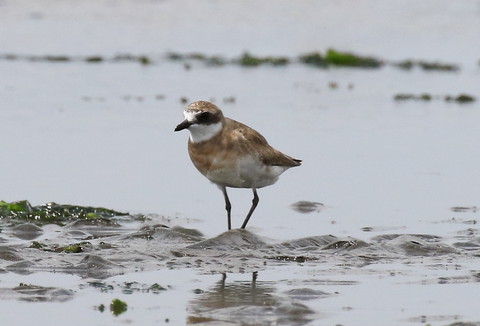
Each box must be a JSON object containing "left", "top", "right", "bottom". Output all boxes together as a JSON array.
[
  {"left": 0, "top": 200, "right": 33, "bottom": 212},
  {"left": 420, "top": 93, "right": 432, "bottom": 101},
  {"left": 238, "top": 52, "right": 262, "bottom": 66},
  {"left": 394, "top": 93, "right": 476, "bottom": 104},
  {"left": 0, "top": 51, "right": 465, "bottom": 73},
  {"left": 166, "top": 52, "right": 183, "bottom": 61},
  {"left": 299, "top": 52, "right": 328, "bottom": 67},
  {"left": 43, "top": 55, "right": 71, "bottom": 62},
  {"left": 394, "top": 93, "right": 434, "bottom": 102},
  {"left": 29, "top": 241, "right": 47, "bottom": 249},
  {"left": 204, "top": 56, "right": 227, "bottom": 66},
  {"left": 62, "top": 242, "right": 92, "bottom": 253},
  {"left": 138, "top": 55, "right": 151, "bottom": 65},
  {"left": 149, "top": 283, "right": 167, "bottom": 293},
  {"left": 325, "top": 49, "right": 383, "bottom": 68},
  {"left": 393, "top": 59, "right": 459, "bottom": 72},
  {"left": 29, "top": 241, "right": 93, "bottom": 253},
  {"left": 417, "top": 61, "right": 459, "bottom": 72},
  {"left": 85, "top": 56, "right": 104, "bottom": 63},
  {"left": 238, "top": 52, "right": 289, "bottom": 67},
  {"left": 110, "top": 299, "right": 128, "bottom": 316},
  {"left": 300, "top": 50, "right": 382, "bottom": 68},
  {"left": 169, "top": 51, "right": 290, "bottom": 67},
  {"left": 394, "top": 94, "right": 416, "bottom": 101},
  {"left": 394, "top": 59, "right": 415, "bottom": 70},
  {"left": 445, "top": 94, "right": 476, "bottom": 103},
  {"left": 97, "top": 304, "right": 106, "bottom": 313},
  {"left": 0, "top": 200, "right": 128, "bottom": 225},
  {"left": 166, "top": 52, "right": 227, "bottom": 66}
]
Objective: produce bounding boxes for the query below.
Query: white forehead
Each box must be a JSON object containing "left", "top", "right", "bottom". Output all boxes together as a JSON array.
[{"left": 183, "top": 110, "right": 198, "bottom": 122}]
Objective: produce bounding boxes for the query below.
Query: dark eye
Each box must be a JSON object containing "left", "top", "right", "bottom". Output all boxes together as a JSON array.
[{"left": 196, "top": 112, "right": 211, "bottom": 123}]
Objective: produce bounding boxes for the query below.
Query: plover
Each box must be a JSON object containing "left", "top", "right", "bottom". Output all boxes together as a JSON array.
[{"left": 175, "top": 101, "right": 301, "bottom": 230}]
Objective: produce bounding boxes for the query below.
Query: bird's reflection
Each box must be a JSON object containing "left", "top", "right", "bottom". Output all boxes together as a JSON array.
[
  {"left": 194, "top": 272, "right": 275, "bottom": 309},
  {"left": 188, "top": 272, "right": 313, "bottom": 325}
]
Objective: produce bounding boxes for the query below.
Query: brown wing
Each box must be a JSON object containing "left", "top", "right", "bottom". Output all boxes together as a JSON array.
[{"left": 224, "top": 118, "right": 301, "bottom": 167}]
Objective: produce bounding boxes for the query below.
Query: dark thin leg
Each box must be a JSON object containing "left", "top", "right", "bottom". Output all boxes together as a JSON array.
[
  {"left": 221, "top": 186, "right": 232, "bottom": 230},
  {"left": 241, "top": 188, "right": 259, "bottom": 229},
  {"left": 251, "top": 271, "right": 258, "bottom": 303}
]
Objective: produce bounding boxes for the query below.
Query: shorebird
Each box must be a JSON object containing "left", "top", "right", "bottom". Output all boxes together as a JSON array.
[{"left": 175, "top": 101, "right": 301, "bottom": 230}]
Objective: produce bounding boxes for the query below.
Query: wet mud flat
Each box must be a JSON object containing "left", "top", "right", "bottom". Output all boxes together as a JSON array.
[{"left": 1, "top": 202, "right": 479, "bottom": 325}]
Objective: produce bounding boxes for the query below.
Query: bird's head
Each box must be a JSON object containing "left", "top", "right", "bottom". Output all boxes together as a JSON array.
[{"left": 174, "top": 101, "right": 224, "bottom": 143}]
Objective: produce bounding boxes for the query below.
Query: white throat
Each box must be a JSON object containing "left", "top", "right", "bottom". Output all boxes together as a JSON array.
[{"left": 188, "top": 122, "right": 222, "bottom": 143}]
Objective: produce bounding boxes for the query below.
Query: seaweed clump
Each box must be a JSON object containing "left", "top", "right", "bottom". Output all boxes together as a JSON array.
[
  {"left": 325, "top": 49, "right": 383, "bottom": 68},
  {"left": 0, "top": 51, "right": 464, "bottom": 72},
  {"left": 393, "top": 59, "right": 459, "bottom": 72},
  {"left": 237, "top": 52, "right": 289, "bottom": 67},
  {"left": 0, "top": 200, "right": 128, "bottom": 225},
  {"left": 417, "top": 61, "right": 459, "bottom": 72},
  {"left": 300, "top": 49, "right": 383, "bottom": 68},
  {"left": 299, "top": 52, "right": 328, "bottom": 68},
  {"left": 85, "top": 56, "right": 104, "bottom": 63},
  {"left": 445, "top": 94, "right": 476, "bottom": 103},
  {"left": 42, "top": 55, "right": 71, "bottom": 62},
  {"left": 112, "top": 54, "right": 152, "bottom": 65},
  {"left": 394, "top": 93, "right": 432, "bottom": 102},
  {"left": 394, "top": 93, "right": 476, "bottom": 104},
  {"left": 110, "top": 299, "right": 128, "bottom": 316},
  {"left": 166, "top": 52, "right": 227, "bottom": 66}
]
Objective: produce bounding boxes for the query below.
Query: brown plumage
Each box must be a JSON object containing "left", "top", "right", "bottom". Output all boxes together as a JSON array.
[
  {"left": 175, "top": 101, "right": 301, "bottom": 230},
  {"left": 188, "top": 117, "right": 301, "bottom": 187}
]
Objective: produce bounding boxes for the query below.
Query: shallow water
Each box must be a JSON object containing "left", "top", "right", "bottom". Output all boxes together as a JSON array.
[{"left": 1, "top": 0, "right": 480, "bottom": 325}]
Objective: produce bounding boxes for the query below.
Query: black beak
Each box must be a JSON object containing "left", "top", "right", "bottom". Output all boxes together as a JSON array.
[{"left": 174, "top": 119, "right": 192, "bottom": 132}]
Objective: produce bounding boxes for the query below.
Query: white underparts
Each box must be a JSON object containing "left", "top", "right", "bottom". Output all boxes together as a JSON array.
[
  {"left": 206, "top": 156, "right": 291, "bottom": 188},
  {"left": 188, "top": 121, "right": 222, "bottom": 143}
]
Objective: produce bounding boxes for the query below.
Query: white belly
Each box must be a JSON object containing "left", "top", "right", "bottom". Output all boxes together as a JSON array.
[{"left": 205, "top": 156, "right": 290, "bottom": 189}]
